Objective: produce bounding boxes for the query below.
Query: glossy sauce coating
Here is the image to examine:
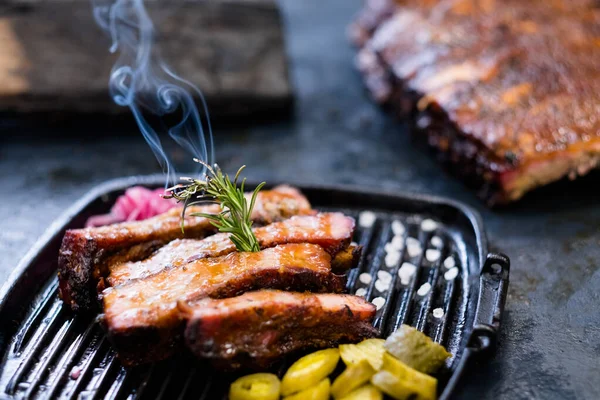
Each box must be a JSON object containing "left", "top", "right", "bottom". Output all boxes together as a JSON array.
[
  {"left": 103, "top": 243, "right": 343, "bottom": 332},
  {"left": 108, "top": 212, "right": 354, "bottom": 285}
]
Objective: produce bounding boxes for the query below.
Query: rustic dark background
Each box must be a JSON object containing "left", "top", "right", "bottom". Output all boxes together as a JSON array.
[
  {"left": 1, "top": 1, "right": 599, "bottom": 399},
  {"left": 0, "top": 0, "right": 292, "bottom": 120}
]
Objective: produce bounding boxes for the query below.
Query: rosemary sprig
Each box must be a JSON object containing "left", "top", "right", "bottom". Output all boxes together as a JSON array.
[{"left": 164, "top": 160, "right": 265, "bottom": 252}]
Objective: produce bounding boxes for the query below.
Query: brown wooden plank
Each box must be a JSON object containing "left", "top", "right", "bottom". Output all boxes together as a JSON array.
[{"left": 0, "top": 0, "right": 292, "bottom": 119}]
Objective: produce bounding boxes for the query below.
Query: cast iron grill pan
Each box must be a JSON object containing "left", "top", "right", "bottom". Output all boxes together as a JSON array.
[{"left": 0, "top": 176, "right": 509, "bottom": 400}]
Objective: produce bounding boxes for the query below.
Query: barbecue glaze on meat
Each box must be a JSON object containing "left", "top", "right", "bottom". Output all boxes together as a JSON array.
[
  {"left": 352, "top": 0, "right": 600, "bottom": 204},
  {"left": 103, "top": 243, "right": 351, "bottom": 366},
  {"left": 58, "top": 186, "right": 313, "bottom": 311},
  {"left": 108, "top": 212, "right": 357, "bottom": 286},
  {"left": 180, "top": 290, "right": 378, "bottom": 370}
]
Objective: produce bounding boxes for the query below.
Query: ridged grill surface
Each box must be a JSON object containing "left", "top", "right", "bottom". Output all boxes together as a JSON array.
[{"left": 0, "top": 208, "right": 470, "bottom": 400}]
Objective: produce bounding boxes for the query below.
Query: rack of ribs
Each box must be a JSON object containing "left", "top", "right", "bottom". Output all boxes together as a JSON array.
[
  {"left": 180, "top": 290, "right": 378, "bottom": 370},
  {"left": 102, "top": 243, "right": 356, "bottom": 366},
  {"left": 351, "top": 0, "right": 600, "bottom": 205},
  {"left": 58, "top": 185, "right": 313, "bottom": 311}
]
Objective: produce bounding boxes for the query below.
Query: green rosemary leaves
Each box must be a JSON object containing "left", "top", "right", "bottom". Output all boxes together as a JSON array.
[{"left": 164, "top": 160, "right": 265, "bottom": 252}]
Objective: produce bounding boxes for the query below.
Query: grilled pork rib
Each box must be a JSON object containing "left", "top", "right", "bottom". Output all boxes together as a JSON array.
[
  {"left": 180, "top": 290, "right": 377, "bottom": 370},
  {"left": 103, "top": 243, "right": 352, "bottom": 366},
  {"left": 58, "top": 186, "right": 313, "bottom": 311},
  {"left": 352, "top": 0, "right": 600, "bottom": 204},
  {"left": 108, "top": 212, "right": 357, "bottom": 286}
]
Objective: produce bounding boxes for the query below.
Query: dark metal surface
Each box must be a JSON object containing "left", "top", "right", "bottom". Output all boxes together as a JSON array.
[
  {"left": 0, "top": 0, "right": 598, "bottom": 399},
  {"left": 0, "top": 177, "right": 508, "bottom": 399}
]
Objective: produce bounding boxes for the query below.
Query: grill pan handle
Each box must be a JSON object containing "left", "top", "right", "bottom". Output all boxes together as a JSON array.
[
  {"left": 440, "top": 253, "right": 510, "bottom": 400},
  {"left": 471, "top": 252, "right": 510, "bottom": 355}
]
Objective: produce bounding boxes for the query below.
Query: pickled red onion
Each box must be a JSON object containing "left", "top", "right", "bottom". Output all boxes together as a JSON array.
[{"left": 85, "top": 186, "right": 178, "bottom": 227}]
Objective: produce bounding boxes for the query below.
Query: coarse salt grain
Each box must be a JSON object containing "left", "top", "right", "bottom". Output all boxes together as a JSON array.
[
  {"left": 377, "top": 270, "right": 392, "bottom": 283},
  {"left": 390, "top": 235, "right": 404, "bottom": 250},
  {"left": 372, "top": 297, "right": 386, "bottom": 310},
  {"left": 385, "top": 252, "right": 401, "bottom": 267},
  {"left": 406, "top": 237, "right": 420, "bottom": 247},
  {"left": 421, "top": 219, "right": 438, "bottom": 232},
  {"left": 417, "top": 282, "right": 432, "bottom": 296},
  {"left": 359, "top": 211, "right": 376, "bottom": 228},
  {"left": 425, "top": 249, "right": 441, "bottom": 262},
  {"left": 430, "top": 236, "right": 443, "bottom": 248},
  {"left": 375, "top": 279, "right": 390, "bottom": 292},
  {"left": 444, "top": 256, "right": 456, "bottom": 269},
  {"left": 432, "top": 308, "right": 444, "bottom": 319},
  {"left": 391, "top": 220, "right": 405, "bottom": 236},
  {"left": 359, "top": 272, "right": 372, "bottom": 284},
  {"left": 406, "top": 238, "right": 422, "bottom": 258},
  {"left": 355, "top": 288, "right": 367, "bottom": 297},
  {"left": 398, "top": 262, "right": 417, "bottom": 285},
  {"left": 384, "top": 243, "right": 398, "bottom": 254},
  {"left": 444, "top": 267, "right": 459, "bottom": 281}
]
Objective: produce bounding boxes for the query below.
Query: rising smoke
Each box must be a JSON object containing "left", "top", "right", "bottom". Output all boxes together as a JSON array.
[{"left": 91, "top": 0, "right": 214, "bottom": 186}]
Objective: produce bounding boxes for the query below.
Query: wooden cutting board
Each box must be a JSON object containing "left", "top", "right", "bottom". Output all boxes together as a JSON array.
[{"left": 0, "top": 0, "right": 292, "bottom": 120}]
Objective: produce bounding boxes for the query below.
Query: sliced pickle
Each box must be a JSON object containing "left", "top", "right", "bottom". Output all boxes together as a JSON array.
[
  {"left": 339, "top": 338, "right": 386, "bottom": 370},
  {"left": 283, "top": 378, "right": 330, "bottom": 400},
  {"left": 281, "top": 348, "right": 340, "bottom": 396},
  {"left": 331, "top": 360, "right": 376, "bottom": 399},
  {"left": 338, "top": 384, "right": 383, "bottom": 400},
  {"left": 371, "top": 353, "right": 437, "bottom": 400},
  {"left": 384, "top": 324, "right": 451, "bottom": 374},
  {"left": 229, "top": 373, "right": 281, "bottom": 400}
]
